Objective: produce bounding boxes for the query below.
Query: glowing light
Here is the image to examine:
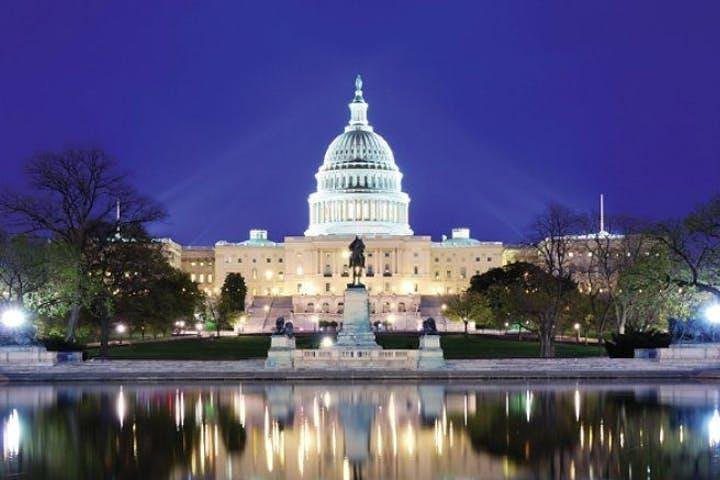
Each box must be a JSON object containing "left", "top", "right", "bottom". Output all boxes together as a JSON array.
[
  {"left": 116, "top": 323, "right": 127, "bottom": 334},
  {"left": 320, "top": 337, "right": 334, "bottom": 348},
  {"left": 1, "top": 308, "right": 25, "bottom": 329},
  {"left": 705, "top": 304, "right": 720, "bottom": 324},
  {"left": 3, "top": 409, "right": 20, "bottom": 459},
  {"left": 709, "top": 409, "right": 720, "bottom": 446},
  {"left": 574, "top": 389, "right": 581, "bottom": 421},
  {"left": 573, "top": 323, "right": 580, "bottom": 331},
  {"left": 116, "top": 387, "right": 126, "bottom": 428},
  {"left": 263, "top": 305, "right": 270, "bottom": 312}
]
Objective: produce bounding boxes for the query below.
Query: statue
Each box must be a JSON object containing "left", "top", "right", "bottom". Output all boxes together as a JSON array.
[
  {"left": 273, "top": 317, "right": 294, "bottom": 338},
  {"left": 348, "top": 236, "right": 366, "bottom": 287},
  {"left": 422, "top": 318, "right": 438, "bottom": 335}
]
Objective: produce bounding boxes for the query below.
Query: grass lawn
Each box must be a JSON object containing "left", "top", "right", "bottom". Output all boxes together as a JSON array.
[{"left": 85, "top": 334, "right": 604, "bottom": 360}]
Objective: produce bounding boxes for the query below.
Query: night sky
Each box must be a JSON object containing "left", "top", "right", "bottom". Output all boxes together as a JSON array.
[{"left": 1, "top": 1, "right": 718, "bottom": 245}]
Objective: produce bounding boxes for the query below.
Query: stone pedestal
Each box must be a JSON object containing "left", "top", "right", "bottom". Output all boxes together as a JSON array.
[
  {"left": 635, "top": 344, "right": 720, "bottom": 361},
  {"left": 336, "top": 286, "right": 380, "bottom": 348},
  {"left": 0, "top": 346, "right": 57, "bottom": 366},
  {"left": 417, "top": 335, "right": 445, "bottom": 368},
  {"left": 265, "top": 335, "right": 296, "bottom": 368}
]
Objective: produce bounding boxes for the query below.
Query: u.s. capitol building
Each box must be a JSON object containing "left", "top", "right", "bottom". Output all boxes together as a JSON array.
[{"left": 162, "top": 76, "right": 507, "bottom": 331}]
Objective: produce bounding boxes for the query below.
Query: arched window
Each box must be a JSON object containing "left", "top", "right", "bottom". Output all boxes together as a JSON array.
[
  {"left": 322, "top": 302, "right": 330, "bottom": 313},
  {"left": 398, "top": 302, "right": 406, "bottom": 313},
  {"left": 305, "top": 303, "right": 315, "bottom": 313},
  {"left": 382, "top": 302, "right": 391, "bottom": 313},
  {"left": 337, "top": 302, "right": 344, "bottom": 314}
]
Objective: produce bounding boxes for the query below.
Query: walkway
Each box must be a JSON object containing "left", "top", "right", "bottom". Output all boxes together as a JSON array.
[{"left": 2, "top": 358, "right": 720, "bottom": 382}]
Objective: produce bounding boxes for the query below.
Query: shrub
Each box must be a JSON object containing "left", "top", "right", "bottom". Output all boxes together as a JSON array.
[
  {"left": 604, "top": 329, "right": 671, "bottom": 358},
  {"left": 41, "top": 336, "right": 85, "bottom": 352}
]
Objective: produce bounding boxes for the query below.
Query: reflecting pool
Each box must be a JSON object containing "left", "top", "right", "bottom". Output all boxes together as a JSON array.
[{"left": 2, "top": 382, "right": 720, "bottom": 479}]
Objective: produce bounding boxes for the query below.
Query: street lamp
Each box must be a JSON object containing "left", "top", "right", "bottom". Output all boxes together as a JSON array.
[
  {"left": 320, "top": 336, "right": 334, "bottom": 348},
  {"left": 116, "top": 323, "right": 126, "bottom": 345},
  {"left": 1, "top": 308, "right": 25, "bottom": 329},
  {"left": 705, "top": 304, "right": 720, "bottom": 324},
  {"left": 573, "top": 323, "right": 581, "bottom": 343}
]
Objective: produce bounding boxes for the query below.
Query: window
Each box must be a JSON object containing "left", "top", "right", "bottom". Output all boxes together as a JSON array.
[
  {"left": 191, "top": 273, "right": 196, "bottom": 282},
  {"left": 434, "top": 257, "right": 439, "bottom": 263},
  {"left": 191, "top": 262, "right": 197, "bottom": 266},
  {"left": 384, "top": 252, "right": 390, "bottom": 258},
  {"left": 278, "top": 258, "right": 283, "bottom": 263},
  {"left": 382, "top": 302, "right": 391, "bottom": 313},
  {"left": 446, "top": 270, "right": 452, "bottom": 278},
  {"left": 238, "top": 258, "right": 242, "bottom": 263},
  {"left": 383, "top": 264, "right": 391, "bottom": 276},
  {"left": 325, "top": 283, "right": 331, "bottom": 293},
  {"left": 252, "top": 269, "right": 257, "bottom": 280},
  {"left": 337, "top": 302, "right": 344, "bottom": 314},
  {"left": 324, "top": 264, "right": 332, "bottom": 277},
  {"left": 252, "top": 258, "right": 257, "bottom": 263},
  {"left": 305, "top": 303, "right": 314, "bottom": 313},
  {"left": 199, "top": 274, "right": 205, "bottom": 283},
  {"left": 208, "top": 274, "right": 213, "bottom": 283},
  {"left": 225, "top": 257, "right": 231, "bottom": 264},
  {"left": 322, "top": 302, "right": 330, "bottom": 313},
  {"left": 487, "top": 257, "right": 492, "bottom": 262},
  {"left": 413, "top": 265, "right": 419, "bottom": 275},
  {"left": 460, "top": 267, "right": 466, "bottom": 279},
  {"left": 267, "top": 258, "right": 271, "bottom": 263},
  {"left": 398, "top": 302, "right": 406, "bottom": 313},
  {"left": 367, "top": 265, "right": 375, "bottom": 276},
  {"left": 414, "top": 283, "right": 418, "bottom": 293},
  {"left": 278, "top": 271, "right": 284, "bottom": 280},
  {"left": 475, "top": 257, "right": 480, "bottom": 262},
  {"left": 297, "top": 283, "right": 302, "bottom": 293},
  {"left": 434, "top": 271, "right": 440, "bottom": 280},
  {"left": 413, "top": 252, "right": 419, "bottom": 257}
]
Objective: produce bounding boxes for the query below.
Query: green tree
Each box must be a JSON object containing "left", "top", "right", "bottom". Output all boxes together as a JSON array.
[
  {"left": 217, "top": 272, "right": 247, "bottom": 332},
  {"left": 445, "top": 291, "right": 493, "bottom": 335},
  {"left": 0, "top": 232, "right": 49, "bottom": 306},
  {"left": 480, "top": 262, "right": 582, "bottom": 357}
]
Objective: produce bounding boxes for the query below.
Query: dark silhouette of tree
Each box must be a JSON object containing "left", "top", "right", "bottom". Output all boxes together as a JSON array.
[{"left": 0, "top": 149, "right": 165, "bottom": 341}]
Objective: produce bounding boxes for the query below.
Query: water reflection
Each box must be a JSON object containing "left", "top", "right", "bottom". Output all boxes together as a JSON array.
[{"left": 1, "top": 382, "right": 720, "bottom": 478}]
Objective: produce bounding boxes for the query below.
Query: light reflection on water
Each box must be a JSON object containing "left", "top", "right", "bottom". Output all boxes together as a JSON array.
[{"left": 1, "top": 382, "right": 720, "bottom": 479}]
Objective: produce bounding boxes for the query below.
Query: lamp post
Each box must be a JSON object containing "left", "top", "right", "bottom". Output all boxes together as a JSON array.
[
  {"left": 116, "top": 323, "right": 127, "bottom": 345},
  {"left": 573, "top": 323, "right": 581, "bottom": 343},
  {"left": 1, "top": 308, "right": 26, "bottom": 330}
]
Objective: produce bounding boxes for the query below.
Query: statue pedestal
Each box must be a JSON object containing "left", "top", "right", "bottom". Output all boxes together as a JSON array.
[
  {"left": 418, "top": 335, "right": 445, "bottom": 368},
  {"left": 0, "top": 346, "right": 57, "bottom": 366},
  {"left": 336, "top": 286, "right": 379, "bottom": 348},
  {"left": 265, "top": 335, "right": 296, "bottom": 368}
]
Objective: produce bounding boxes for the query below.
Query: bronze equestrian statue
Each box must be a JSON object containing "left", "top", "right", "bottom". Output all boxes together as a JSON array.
[{"left": 348, "top": 236, "right": 366, "bottom": 287}]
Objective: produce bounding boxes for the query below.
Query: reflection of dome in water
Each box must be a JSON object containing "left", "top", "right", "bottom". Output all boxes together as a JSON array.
[{"left": 305, "top": 75, "right": 412, "bottom": 236}]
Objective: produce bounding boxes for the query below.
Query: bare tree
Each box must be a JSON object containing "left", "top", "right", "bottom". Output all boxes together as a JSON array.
[
  {"left": 0, "top": 148, "right": 165, "bottom": 340},
  {"left": 580, "top": 216, "right": 653, "bottom": 336},
  {"left": 529, "top": 204, "right": 585, "bottom": 357},
  {"left": 653, "top": 195, "right": 720, "bottom": 301}
]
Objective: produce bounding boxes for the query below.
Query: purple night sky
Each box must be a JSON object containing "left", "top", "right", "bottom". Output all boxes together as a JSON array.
[{"left": 1, "top": 1, "right": 718, "bottom": 245}]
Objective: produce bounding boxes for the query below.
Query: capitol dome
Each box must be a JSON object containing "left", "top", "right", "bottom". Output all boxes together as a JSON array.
[{"left": 305, "top": 76, "right": 412, "bottom": 236}]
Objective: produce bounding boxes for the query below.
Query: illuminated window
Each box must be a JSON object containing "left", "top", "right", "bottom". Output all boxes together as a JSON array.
[
  {"left": 199, "top": 274, "right": 205, "bottom": 283},
  {"left": 208, "top": 274, "right": 213, "bottom": 283},
  {"left": 191, "top": 273, "right": 196, "bottom": 282},
  {"left": 252, "top": 269, "right": 257, "bottom": 280}
]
